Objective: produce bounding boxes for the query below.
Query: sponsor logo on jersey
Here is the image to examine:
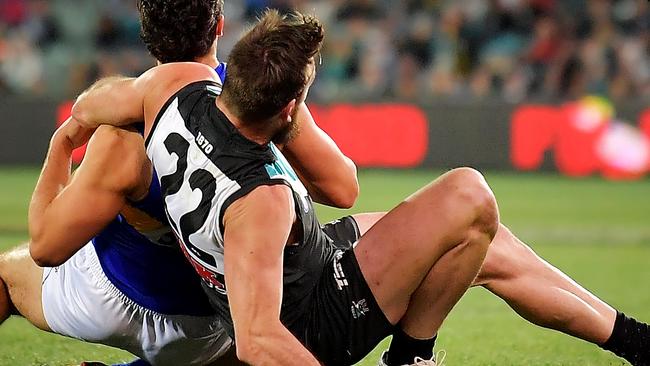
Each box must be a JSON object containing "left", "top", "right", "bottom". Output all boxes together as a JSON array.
[{"left": 351, "top": 299, "right": 369, "bottom": 319}]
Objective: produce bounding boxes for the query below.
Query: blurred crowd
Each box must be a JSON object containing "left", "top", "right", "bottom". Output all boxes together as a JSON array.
[{"left": 0, "top": 0, "right": 648, "bottom": 103}]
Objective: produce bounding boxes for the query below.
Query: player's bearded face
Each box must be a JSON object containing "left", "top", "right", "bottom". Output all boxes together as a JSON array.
[
  {"left": 271, "top": 61, "right": 316, "bottom": 145},
  {"left": 272, "top": 112, "right": 301, "bottom": 144}
]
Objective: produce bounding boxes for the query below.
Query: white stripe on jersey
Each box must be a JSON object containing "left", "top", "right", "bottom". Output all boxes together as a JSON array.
[{"left": 146, "top": 98, "right": 237, "bottom": 276}]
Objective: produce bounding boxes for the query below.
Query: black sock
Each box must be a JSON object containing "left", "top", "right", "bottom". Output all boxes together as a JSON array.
[
  {"left": 600, "top": 312, "right": 650, "bottom": 366},
  {"left": 385, "top": 328, "right": 437, "bottom": 366}
]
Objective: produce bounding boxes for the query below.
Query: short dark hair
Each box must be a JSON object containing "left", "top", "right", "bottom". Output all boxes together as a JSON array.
[
  {"left": 221, "top": 9, "right": 324, "bottom": 123},
  {"left": 137, "top": 0, "right": 224, "bottom": 63}
]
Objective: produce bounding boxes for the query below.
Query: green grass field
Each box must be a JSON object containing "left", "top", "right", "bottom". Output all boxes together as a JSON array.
[{"left": 0, "top": 167, "right": 648, "bottom": 365}]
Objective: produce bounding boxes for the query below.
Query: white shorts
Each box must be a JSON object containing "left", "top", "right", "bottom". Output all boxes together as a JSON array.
[{"left": 41, "top": 243, "right": 232, "bottom": 366}]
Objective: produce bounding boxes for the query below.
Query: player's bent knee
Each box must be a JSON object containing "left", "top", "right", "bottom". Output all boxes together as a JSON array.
[
  {"left": 475, "top": 188, "right": 499, "bottom": 241},
  {"left": 444, "top": 167, "right": 486, "bottom": 181},
  {"left": 443, "top": 167, "right": 499, "bottom": 239}
]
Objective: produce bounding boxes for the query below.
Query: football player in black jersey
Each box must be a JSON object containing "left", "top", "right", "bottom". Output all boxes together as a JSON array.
[{"left": 66, "top": 6, "right": 650, "bottom": 366}]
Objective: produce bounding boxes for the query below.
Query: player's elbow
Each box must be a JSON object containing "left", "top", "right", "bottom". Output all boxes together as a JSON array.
[
  {"left": 234, "top": 322, "right": 283, "bottom": 365},
  {"left": 29, "top": 240, "right": 64, "bottom": 267},
  {"left": 235, "top": 333, "right": 268, "bottom": 365},
  {"left": 71, "top": 93, "right": 99, "bottom": 129},
  {"left": 31, "top": 253, "right": 60, "bottom": 268},
  {"left": 235, "top": 338, "right": 262, "bottom": 365},
  {"left": 337, "top": 160, "right": 360, "bottom": 208},
  {"left": 330, "top": 182, "right": 359, "bottom": 209},
  {"left": 29, "top": 230, "right": 66, "bottom": 267},
  {"left": 70, "top": 99, "right": 91, "bottom": 128},
  {"left": 322, "top": 164, "right": 359, "bottom": 209}
]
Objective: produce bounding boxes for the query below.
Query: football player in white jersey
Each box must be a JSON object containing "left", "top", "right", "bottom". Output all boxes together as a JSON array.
[{"left": 69, "top": 9, "right": 650, "bottom": 366}]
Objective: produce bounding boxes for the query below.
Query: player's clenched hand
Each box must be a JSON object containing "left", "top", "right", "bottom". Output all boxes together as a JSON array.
[{"left": 55, "top": 117, "right": 95, "bottom": 151}]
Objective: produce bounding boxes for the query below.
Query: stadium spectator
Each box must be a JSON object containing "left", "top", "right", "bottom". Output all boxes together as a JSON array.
[{"left": 0, "top": 0, "right": 647, "bottom": 101}]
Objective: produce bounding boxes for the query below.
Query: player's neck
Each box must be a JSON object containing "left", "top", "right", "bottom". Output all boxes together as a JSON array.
[
  {"left": 215, "top": 97, "right": 272, "bottom": 145},
  {"left": 195, "top": 55, "right": 219, "bottom": 69},
  {"left": 194, "top": 43, "right": 219, "bottom": 69}
]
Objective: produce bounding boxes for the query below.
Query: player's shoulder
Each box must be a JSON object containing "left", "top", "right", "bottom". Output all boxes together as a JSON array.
[{"left": 139, "top": 62, "right": 219, "bottom": 125}]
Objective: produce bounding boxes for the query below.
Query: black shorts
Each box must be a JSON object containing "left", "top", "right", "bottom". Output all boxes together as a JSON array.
[
  {"left": 321, "top": 215, "right": 361, "bottom": 251},
  {"left": 297, "top": 216, "right": 394, "bottom": 365}
]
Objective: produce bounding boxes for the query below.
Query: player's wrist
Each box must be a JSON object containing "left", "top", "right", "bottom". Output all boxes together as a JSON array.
[
  {"left": 54, "top": 118, "right": 94, "bottom": 152},
  {"left": 50, "top": 128, "right": 76, "bottom": 158}
]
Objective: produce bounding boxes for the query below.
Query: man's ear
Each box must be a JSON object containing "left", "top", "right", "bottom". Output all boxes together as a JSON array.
[
  {"left": 216, "top": 15, "right": 225, "bottom": 37},
  {"left": 279, "top": 99, "right": 297, "bottom": 123}
]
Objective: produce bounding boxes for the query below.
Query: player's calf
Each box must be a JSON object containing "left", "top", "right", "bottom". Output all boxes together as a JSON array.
[
  {"left": 475, "top": 223, "right": 617, "bottom": 343},
  {"left": 475, "top": 224, "right": 650, "bottom": 366}
]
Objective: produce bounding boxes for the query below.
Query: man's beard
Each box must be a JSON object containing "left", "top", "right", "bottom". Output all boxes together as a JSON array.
[{"left": 271, "top": 118, "right": 301, "bottom": 145}]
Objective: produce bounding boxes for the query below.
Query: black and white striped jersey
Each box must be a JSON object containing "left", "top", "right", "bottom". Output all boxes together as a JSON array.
[{"left": 145, "top": 80, "right": 336, "bottom": 336}]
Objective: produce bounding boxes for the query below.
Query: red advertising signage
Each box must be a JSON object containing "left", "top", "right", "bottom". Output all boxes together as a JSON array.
[
  {"left": 310, "top": 104, "right": 429, "bottom": 168},
  {"left": 511, "top": 97, "right": 650, "bottom": 180}
]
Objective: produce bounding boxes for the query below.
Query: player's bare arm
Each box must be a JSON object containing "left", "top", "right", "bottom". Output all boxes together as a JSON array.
[
  {"left": 222, "top": 184, "right": 320, "bottom": 366},
  {"left": 29, "top": 121, "right": 149, "bottom": 266},
  {"left": 72, "top": 62, "right": 218, "bottom": 136},
  {"left": 72, "top": 76, "right": 145, "bottom": 129},
  {"left": 281, "top": 102, "right": 359, "bottom": 208}
]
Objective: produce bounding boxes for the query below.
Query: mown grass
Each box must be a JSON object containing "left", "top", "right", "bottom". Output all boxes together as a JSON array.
[{"left": 0, "top": 168, "right": 648, "bottom": 365}]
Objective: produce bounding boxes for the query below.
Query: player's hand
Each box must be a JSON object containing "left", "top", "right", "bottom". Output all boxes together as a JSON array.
[{"left": 56, "top": 117, "right": 95, "bottom": 150}]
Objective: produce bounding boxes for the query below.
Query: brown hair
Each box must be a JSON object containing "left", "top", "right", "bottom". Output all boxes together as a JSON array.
[
  {"left": 137, "top": 0, "right": 224, "bottom": 63},
  {"left": 221, "top": 9, "right": 324, "bottom": 123}
]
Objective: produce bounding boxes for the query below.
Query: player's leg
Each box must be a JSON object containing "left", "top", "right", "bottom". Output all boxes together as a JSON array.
[
  {"left": 474, "top": 224, "right": 616, "bottom": 342},
  {"left": 353, "top": 168, "right": 498, "bottom": 364},
  {"left": 0, "top": 244, "right": 50, "bottom": 331},
  {"left": 475, "top": 224, "right": 650, "bottom": 365},
  {"left": 352, "top": 212, "right": 384, "bottom": 236},
  {"left": 359, "top": 213, "right": 650, "bottom": 364},
  {"left": 357, "top": 213, "right": 617, "bottom": 342}
]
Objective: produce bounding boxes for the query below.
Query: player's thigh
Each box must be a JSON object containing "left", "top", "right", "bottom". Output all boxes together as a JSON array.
[
  {"left": 0, "top": 244, "right": 49, "bottom": 331},
  {"left": 352, "top": 212, "right": 385, "bottom": 236},
  {"left": 353, "top": 168, "right": 496, "bottom": 323}
]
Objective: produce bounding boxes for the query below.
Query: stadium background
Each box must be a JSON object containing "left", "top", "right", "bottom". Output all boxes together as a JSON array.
[{"left": 0, "top": 0, "right": 648, "bottom": 365}]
